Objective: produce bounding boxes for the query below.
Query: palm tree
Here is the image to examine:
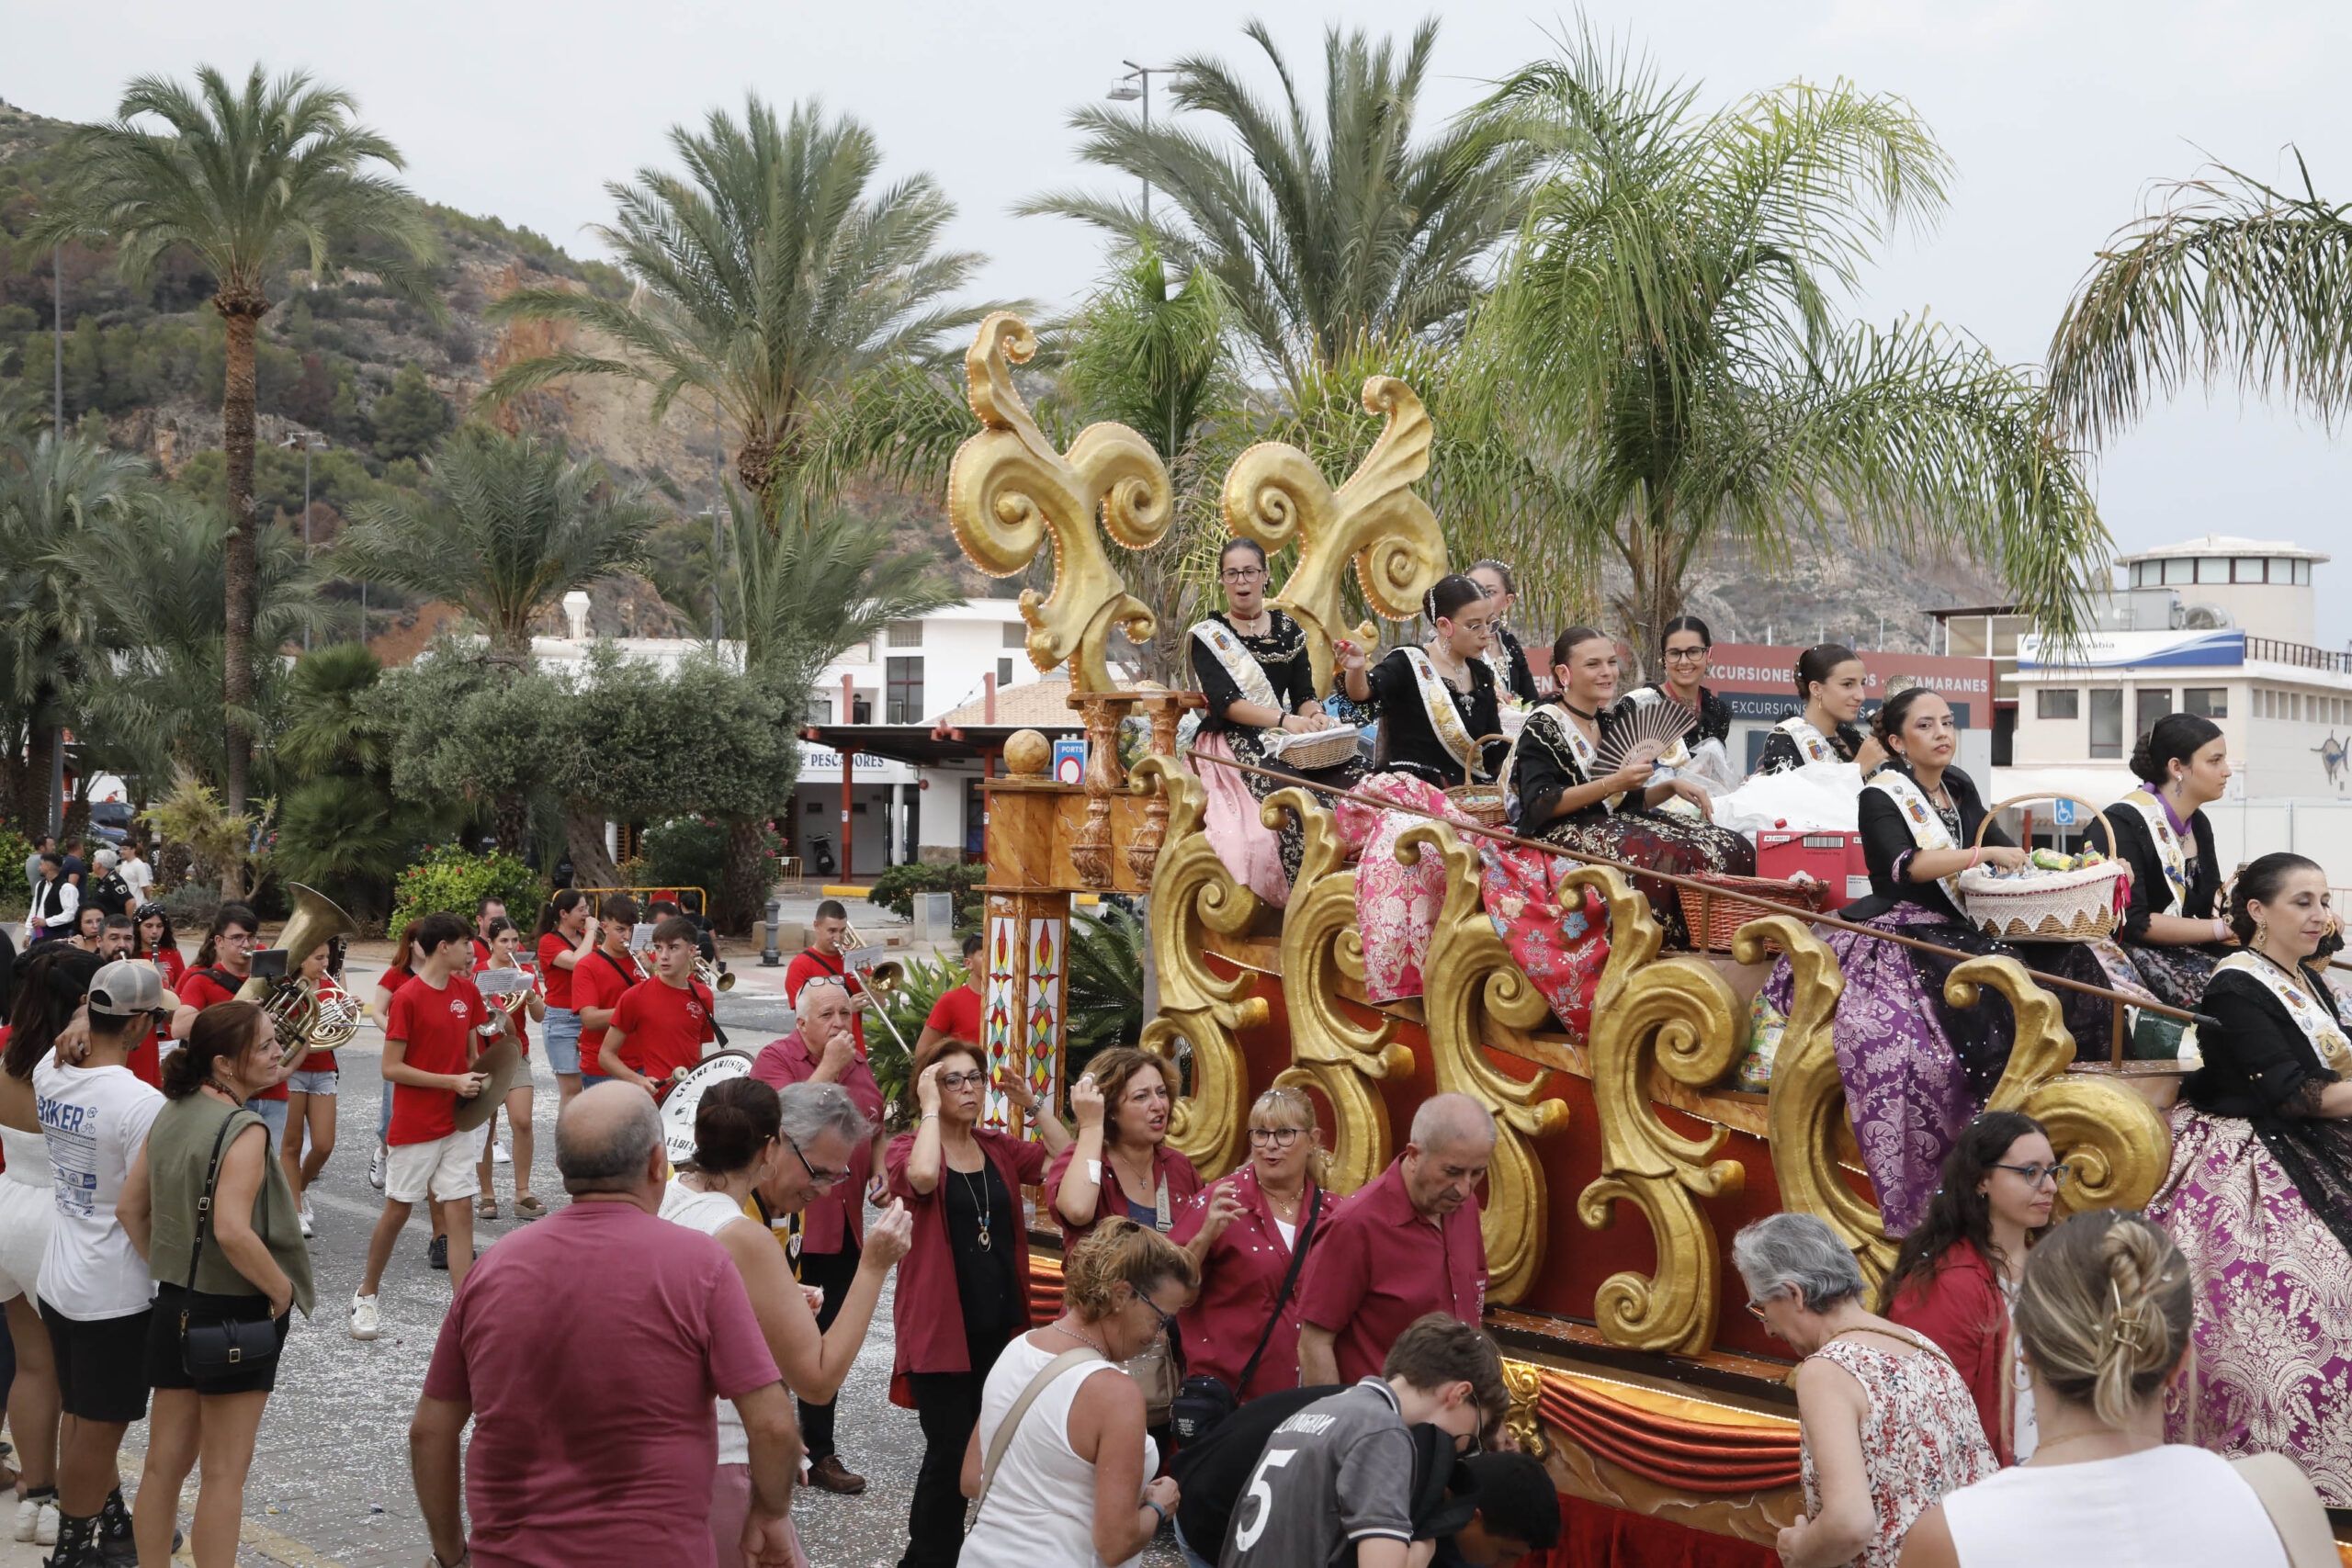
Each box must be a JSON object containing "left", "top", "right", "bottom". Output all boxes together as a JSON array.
[
  {"left": 2045, "top": 155, "right": 2352, "bottom": 443},
  {"left": 37, "top": 64, "right": 436, "bottom": 819},
  {"left": 1467, "top": 33, "right": 2106, "bottom": 662},
  {"left": 336, "top": 423, "right": 664, "bottom": 663},
  {"left": 1020, "top": 19, "right": 1535, "bottom": 396},
  {"left": 273, "top": 643, "right": 428, "bottom": 919},
  {"left": 484, "top": 95, "right": 992, "bottom": 500},
  {"left": 0, "top": 433, "right": 151, "bottom": 829}
]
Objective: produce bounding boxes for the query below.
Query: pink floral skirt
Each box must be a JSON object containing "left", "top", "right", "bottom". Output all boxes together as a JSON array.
[{"left": 1339, "top": 773, "right": 1476, "bottom": 1003}]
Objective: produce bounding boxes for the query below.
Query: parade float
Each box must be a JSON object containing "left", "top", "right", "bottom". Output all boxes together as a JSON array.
[{"left": 944, "top": 311, "right": 2180, "bottom": 1563}]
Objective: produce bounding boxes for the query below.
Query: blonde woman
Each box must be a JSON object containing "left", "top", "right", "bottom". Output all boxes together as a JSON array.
[
  {"left": 960, "top": 1219, "right": 1198, "bottom": 1568},
  {"left": 1171, "top": 1087, "right": 1326, "bottom": 1404}
]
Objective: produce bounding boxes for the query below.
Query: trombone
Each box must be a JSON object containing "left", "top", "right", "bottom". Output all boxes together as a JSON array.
[{"left": 840, "top": 920, "right": 910, "bottom": 1055}]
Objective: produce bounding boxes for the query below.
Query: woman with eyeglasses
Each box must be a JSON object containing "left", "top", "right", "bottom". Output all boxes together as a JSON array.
[
  {"left": 888, "top": 1037, "right": 1074, "bottom": 1568},
  {"left": 1882, "top": 1111, "right": 2059, "bottom": 1466},
  {"left": 960, "top": 1218, "right": 1198, "bottom": 1568},
  {"left": 1185, "top": 538, "right": 1369, "bottom": 907},
  {"left": 1733, "top": 1213, "right": 1995, "bottom": 1568},
  {"left": 2144, "top": 852, "right": 2352, "bottom": 1501},
  {"left": 1170, "top": 1088, "right": 1327, "bottom": 1408}
]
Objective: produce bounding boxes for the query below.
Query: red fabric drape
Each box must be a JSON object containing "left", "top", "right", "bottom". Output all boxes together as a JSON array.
[{"left": 1522, "top": 1497, "right": 1778, "bottom": 1568}]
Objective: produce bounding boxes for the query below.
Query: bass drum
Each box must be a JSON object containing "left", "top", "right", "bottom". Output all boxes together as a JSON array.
[{"left": 657, "top": 1050, "right": 756, "bottom": 1169}]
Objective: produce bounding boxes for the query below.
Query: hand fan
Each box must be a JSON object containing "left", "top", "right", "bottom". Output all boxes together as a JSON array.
[{"left": 1594, "top": 697, "right": 1698, "bottom": 776}]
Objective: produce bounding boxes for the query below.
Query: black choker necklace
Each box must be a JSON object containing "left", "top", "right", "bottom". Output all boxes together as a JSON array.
[{"left": 1559, "top": 700, "right": 1598, "bottom": 720}]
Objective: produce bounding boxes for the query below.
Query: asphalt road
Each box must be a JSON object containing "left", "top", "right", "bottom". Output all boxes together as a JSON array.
[{"left": 65, "top": 965, "right": 1180, "bottom": 1567}]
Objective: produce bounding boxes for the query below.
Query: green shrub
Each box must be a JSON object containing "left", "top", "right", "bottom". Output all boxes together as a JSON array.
[
  {"left": 159, "top": 883, "right": 222, "bottom": 933},
  {"left": 634, "top": 815, "right": 726, "bottom": 902},
  {"left": 869, "top": 951, "right": 962, "bottom": 1125},
  {"left": 1067, "top": 905, "right": 1146, "bottom": 1056},
  {"left": 0, "top": 820, "right": 34, "bottom": 893},
  {"left": 869, "top": 863, "right": 985, "bottom": 925},
  {"left": 390, "top": 844, "right": 546, "bottom": 934}
]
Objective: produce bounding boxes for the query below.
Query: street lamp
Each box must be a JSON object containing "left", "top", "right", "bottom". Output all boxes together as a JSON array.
[
  {"left": 280, "top": 434, "right": 330, "bottom": 650},
  {"left": 1107, "top": 62, "right": 1179, "bottom": 225}
]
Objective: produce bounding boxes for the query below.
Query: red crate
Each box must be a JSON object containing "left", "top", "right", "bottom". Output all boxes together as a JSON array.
[{"left": 1756, "top": 829, "right": 1870, "bottom": 911}]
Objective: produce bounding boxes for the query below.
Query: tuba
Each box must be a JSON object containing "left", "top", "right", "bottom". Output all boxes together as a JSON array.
[{"left": 241, "top": 884, "right": 360, "bottom": 1046}]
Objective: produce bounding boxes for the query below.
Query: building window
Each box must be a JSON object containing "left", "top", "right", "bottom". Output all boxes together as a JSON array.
[
  {"left": 2292, "top": 692, "right": 2303, "bottom": 722},
  {"left": 2234, "top": 556, "right": 2266, "bottom": 583},
  {"left": 886, "top": 657, "right": 924, "bottom": 723},
  {"left": 1003, "top": 622, "right": 1028, "bottom": 649},
  {"left": 2128, "top": 561, "right": 2146, "bottom": 588},
  {"left": 2162, "top": 558, "right": 2194, "bottom": 586},
  {"left": 2295, "top": 559, "right": 2312, "bottom": 585},
  {"left": 2089, "top": 689, "right": 2124, "bottom": 759},
  {"left": 2183, "top": 687, "right": 2227, "bottom": 719},
  {"left": 997, "top": 657, "right": 1014, "bottom": 686},
  {"left": 887, "top": 620, "right": 924, "bottom": 649},
  {"left": 2037, "top": 689, "right": 2079, "bottom": 720},
  {"left": 806, "top": 696, "right": 833, "bottom": 724},
  {"left": 852, "top": 694, "right": 872, "bottom": 724},
  {"left": 2195, "top": 557, "right": 2225, "bottom": 583},
  {"left": 2135, "top": 688, "right": 2173, "bottom": 739}
]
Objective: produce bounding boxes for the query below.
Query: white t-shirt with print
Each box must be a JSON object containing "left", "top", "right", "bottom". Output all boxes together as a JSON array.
[{"left": 33, "top": 1057, "right": 164, "bottom": 1321}]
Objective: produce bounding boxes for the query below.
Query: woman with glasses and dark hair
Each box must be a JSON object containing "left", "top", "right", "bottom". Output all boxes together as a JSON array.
[
  {"left": 2145, "top": 852, "right": 2352, "bottom": 1501},
  {"left": 888, "top": 1037, "right": 1072, "bottom": 1568},
  {"left": 1170, "top": 1087, "right": 1327, "bottom": 1406},
  {"left": 1882, "top": 1111, "right": 2059, "bottom": 1466},
  {"left": 1186, "top": 538, "right": 1369, "bottom": 907},
  {"left": 1618, "top": 615, "right": 1734, "bottom": 746}
]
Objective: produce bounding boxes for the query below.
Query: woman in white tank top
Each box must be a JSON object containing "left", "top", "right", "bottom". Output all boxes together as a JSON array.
[
  {"left": 962, "top": 1218, "right": 1198, "bottom": 1568},
  {"left": 1900, "top": 1210, "right": 2316, "bottom": 1568}
]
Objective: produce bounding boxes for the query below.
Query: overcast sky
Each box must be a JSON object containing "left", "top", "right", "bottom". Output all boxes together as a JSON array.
[{"left": 16, "top": 0, "right": 2352, "bottom": 646}]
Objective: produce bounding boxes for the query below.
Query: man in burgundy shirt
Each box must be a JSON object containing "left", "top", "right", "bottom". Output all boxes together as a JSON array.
[
  {"left": 597, "top": 916, "right": 717, "bottom": 1096},
  {"left": 411, "top": 1084, "right": 801, "bottom": 1568},
  {"left": 750, "top": 977, "right": 888, "bottom": 1495},
  {"left": 915, "top": 931, "right": 986, "bottom": 1055},
  {"left": 1295, "top": 1093, "right": 1494, "bottom": 1385},
  {"left": 783, "top": 900, "right": 869, "bottom": 1055}
]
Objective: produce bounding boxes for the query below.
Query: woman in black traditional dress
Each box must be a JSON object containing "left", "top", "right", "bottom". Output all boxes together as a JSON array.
[
  {"left": 2078, "top": 713, "right": 2233, "bottom": 1010},
  {"left": 1465, "top": 560, "right": 1541, "bottom": 705},
  {"left": 1186, "top": 539, "right": 1369, "bottom": 905},
  {"left": 1752, "top": 644, "right": 1889, "bottom": 776},
  {"left": 1501, "top": 626, "right": 1754, "bottom": 949}
]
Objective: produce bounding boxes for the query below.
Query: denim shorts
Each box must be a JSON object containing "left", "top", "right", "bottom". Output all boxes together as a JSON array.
[
  {"left": 542, "top": 1007, "right": 583, "bottom": 1076},
  {"left": 243, "top": 1096, "right": 288, "bottom": 1150},
  {"left": 286, "top": 1069, "right": 338, "bottom": 1096}
]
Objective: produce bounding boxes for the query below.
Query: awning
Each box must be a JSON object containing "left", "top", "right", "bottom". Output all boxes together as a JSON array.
[{"left": 801, "top": 721, "right": 1080, "bottom": 770}]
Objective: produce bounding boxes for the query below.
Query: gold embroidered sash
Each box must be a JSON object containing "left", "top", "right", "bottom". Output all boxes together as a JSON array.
[
  {"left": 1778, "top": 715, "right": 1840, "bottom": 764},
  {"left": 2121, "top": 789, "right": 2192, "bottom": 911},
  {"left": 1868, "top": 770, "right": 1966, "bottom": 917},
  {"left": 1400, "top": 646, "right": 1488, "bottom": 783},
  {"left": 1192, "top": 618, "right": 1281, "bottom": 716},
  {"left": 2211, "top": 951, "right": 2352, "bottom": 1074}
]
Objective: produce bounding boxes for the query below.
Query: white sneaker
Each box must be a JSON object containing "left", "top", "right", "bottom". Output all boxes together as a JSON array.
[
  {"left": 299, "top": 1205, "right": 315, "bottom": 1239},
  {"left": 15, "top": 1491, "right": 56, "bottom": 1543},
  {"left": 34, "top": 1498, "right": 56, "bottom": 1547},
  {"left": 492, "top": 1141, "right": 512, "bottom": 1166},
  {"left": 349, "top": 1292, "right": 380, "bottom": 1341},
  {"left": 368, "top": 1143, "right": 388, "bottom": 1190}
]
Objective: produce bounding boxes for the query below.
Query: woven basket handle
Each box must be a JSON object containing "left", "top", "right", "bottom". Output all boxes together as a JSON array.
[{"left": 1973, "top": 792, "right": 2122, "bottom": 866}]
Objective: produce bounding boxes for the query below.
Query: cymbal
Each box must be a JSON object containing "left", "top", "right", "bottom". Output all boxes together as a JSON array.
[{"left": 452, "top": 1034, "right": 524, "bottom": 1132}]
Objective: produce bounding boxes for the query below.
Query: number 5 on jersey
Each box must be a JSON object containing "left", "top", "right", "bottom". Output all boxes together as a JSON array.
[{"left": 1231, "top": 1447, "right": 1296, "bottom": 1552}]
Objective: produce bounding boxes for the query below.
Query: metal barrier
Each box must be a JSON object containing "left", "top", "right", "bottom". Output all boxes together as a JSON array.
[{"left": 566, "top": 886, "right": 712, "bottom": 918}]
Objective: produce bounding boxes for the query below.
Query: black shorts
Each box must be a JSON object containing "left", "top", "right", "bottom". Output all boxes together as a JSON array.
[
  {"left": 145, "top": 1283, "right": 289, "bottom": 1397},
  {"left": 40, "top": 1300, "right": 153, "bottom": 1423}
]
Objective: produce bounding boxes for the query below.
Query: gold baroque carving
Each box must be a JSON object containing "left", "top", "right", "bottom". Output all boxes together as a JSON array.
[
  {"left": 1397, "top": 821, "right": 1567, "bottom": 1306},
  {"left": 1739, "top": 916, "right": 1897, "bottom": 1297},
  {"left": 1955, "top": 957, "right": 2174, "bottom": 1215},
  {"left": 1500, "top": 1358, "right": 1549, "bottom": 1461},
  {"left": 1262, "top": 786, "right": 1413, "bottom": 1196},
  {"left": 1565, "top": 865, "right": 1747, "bottom": 1355},
  {"left": 1131, "top": 756, "right": 1260, "bottom": 1179},
  {"left": 947, "top": 313, "right": 1173, "bottom": 691},
  {"left": 1223, "top": 377, "right": 1449, "bottom": 698}
]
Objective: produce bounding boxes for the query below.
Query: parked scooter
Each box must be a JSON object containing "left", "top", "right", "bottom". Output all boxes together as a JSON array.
[{"left": 808, "top": 833, "right": 837, "bottom": 878}]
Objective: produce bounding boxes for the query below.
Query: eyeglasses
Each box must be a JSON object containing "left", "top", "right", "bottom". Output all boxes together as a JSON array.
[
  {"left": 939, "top": 1070, "right": 988, "bottom": 1089},
  {"left": 1449, "top": 618, "right": 1493, "bottom": 636},
  {"left": 785, "top": 1134, "right": 850, "bottom": 1189},
  {"left": 1744, "top": 1294, "right": 1782, "bottom": 1323},
  {"left": 1221, "top": 567, "right": 1266, "bottom": 582},
  {"left": 1990, "top": 1161, "right": 2074, "bottom": 1188},
  {"left": 1663, "top": 647, "right": 1710, "bottom": 663},
  {"left": 1249, "top": 1126, "right": 1304, "bottom": 1147},
  {"left": 1135, "top": 1289, "right": 1180, "bottom": 1341}
]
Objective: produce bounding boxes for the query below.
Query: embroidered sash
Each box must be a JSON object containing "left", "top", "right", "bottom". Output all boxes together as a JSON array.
[
  {"left": 1869, "top": 770, "right": 1966, "bottom": 917},
  {"left": 2211, "top": 951, "right": 2352, "bottom": 1075},
  {"left": 1400, "top": 646, "right": 1488, "bottom": 783},
  {"left": 2121, "top": 789, "right": 2192, "bottom": 911},
  {"left": 1551, "top": 704, "right": 1625, "bottom": 814},
  {"left": 1192, "top": 618, "right": 1281, "bottom": 715},
  {"left": 1778, "top": 715, "right": 1841, "bottom": 765}
]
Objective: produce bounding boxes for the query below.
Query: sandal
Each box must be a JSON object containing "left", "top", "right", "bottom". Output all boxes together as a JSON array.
[
  {"left": 514, "top": 1194, "right": 547, "bottom": 1218},
  {"left": 475, "top": 1195, "right": 499, "bottom": 1220}
]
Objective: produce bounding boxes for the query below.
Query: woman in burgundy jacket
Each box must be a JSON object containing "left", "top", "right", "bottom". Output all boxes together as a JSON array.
[{"left": 1881, "top": 1110, "right": 2059, "bottom": 1465}]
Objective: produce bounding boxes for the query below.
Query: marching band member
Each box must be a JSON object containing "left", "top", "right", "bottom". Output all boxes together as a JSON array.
[
  {"left": 1465, "top": 560, "right": 1542, "bottom": 705},
  {"left": 2146, "top": 852, "right": 2352, "bottom": 1501},
  {"left": 131, "top": 903, "right": 186, "bottom": 994},
  {"left": 173, "top": 905, "right": 288, "bottom": 1145},
  {"left": 471, "top": 917, "right": 546, "bottom": 1220},
  {"left": 532, "top": 890, "right": 598, "bottom": 1108},
  {"left": 1187, "top": 538, "right": 1368, "bottom": 905},
  {"left": 596, "top": 915, "right": 717, "bottom": 1099},
  {"left": 570, "top": 895, "right": 644, "bottom": 1091},
  {"left": 1753, "top": 643, "right": 1887, "bottom": 776},
  {"left": 279, "top": 938, "right": 351, "bottom": 1238},
  {"left": 2081, "top": 713, "right": 2233, "bottom": 1010},
  {"left": 915, "top": 932, "right": 986, "bottom": 1055}
]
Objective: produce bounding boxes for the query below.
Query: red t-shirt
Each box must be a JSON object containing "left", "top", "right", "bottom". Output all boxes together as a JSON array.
[
  {"left": 784, "top": 948, "right": 865, "bottom": 1054},
  {"left": 606, "top": 976, "right": 714, "bottom": 1083},
  {"left": 535, "top": 932, "right": 581, "bottom": 1010},
  {"left": 471, "top": 958, "right": 535, "bottom": 1059},
  {"left": 149, "top": 946, "right": 187, "bottom": 991},
  {"left": 1295, "top": 1157, "right": 1487, "bottom": 1383},
  {"left": 569, "top": 949, "right": 639, "bottom": 1077},
  {"left": 385, "top": 973, "right": 487, "bottom": 1146},
  {"left": 422, "top": 1202, "right": 781, "bottom": 1566},
  {"left": 180, "top": 967, "right": 284, "bottom": 1100},
  {"left": 923, "top": 984, "right": 985, "bottom": 1044}
]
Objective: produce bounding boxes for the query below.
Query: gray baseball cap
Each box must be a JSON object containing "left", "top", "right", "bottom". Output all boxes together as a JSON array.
[{"left": 89, "top": 960, "right": 167, "bottom": 1017}]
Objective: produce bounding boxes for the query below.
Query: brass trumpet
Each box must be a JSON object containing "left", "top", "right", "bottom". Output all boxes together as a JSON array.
[{"left": 694, "top": 959, "right": 737, "bottom": 994}]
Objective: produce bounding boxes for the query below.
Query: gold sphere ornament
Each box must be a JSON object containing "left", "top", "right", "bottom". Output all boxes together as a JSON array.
[{"left": 1003, "top": 729, "right": 1052, "bottom": 777}]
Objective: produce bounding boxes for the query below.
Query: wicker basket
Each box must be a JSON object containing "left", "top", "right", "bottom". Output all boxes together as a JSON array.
[
  {"left": 1685, "top": 874, "right": 1830, "bottom": 953},
  {"left": 1264, "top": 725, "right": 1362, "bottom": 773},
  {"left": 1446, "top": 785, "right": 1509, "bottom": 828},
  {"left": 1958, "top": 793, "right": 2131, "bottom": 943}
]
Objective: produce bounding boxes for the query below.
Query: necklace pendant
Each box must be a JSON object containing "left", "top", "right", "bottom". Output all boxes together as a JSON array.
[{"left": 976, "top": 1224, "right": 992, "bottom": 1252}]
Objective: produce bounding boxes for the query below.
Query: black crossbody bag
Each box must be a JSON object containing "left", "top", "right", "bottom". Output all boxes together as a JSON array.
[
  {"left": 1170, "top": 1188, "right": 1322, "bottom": 1445},
  {"left": 178, "top": 1110, "right": 281, "bottom": 1377}
]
